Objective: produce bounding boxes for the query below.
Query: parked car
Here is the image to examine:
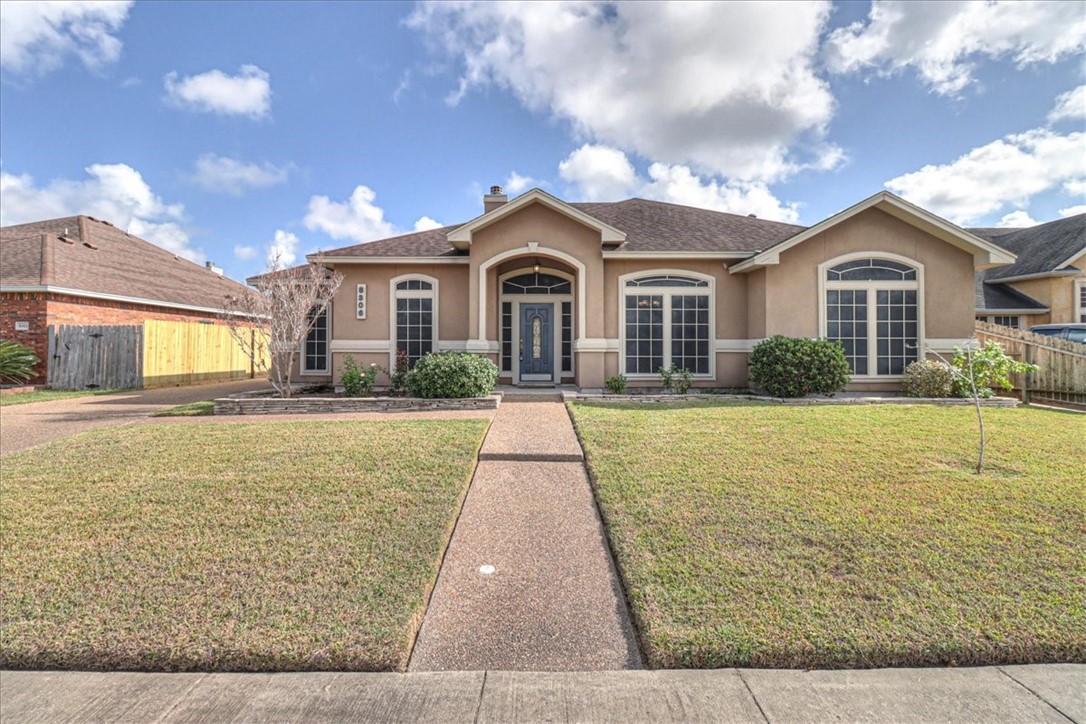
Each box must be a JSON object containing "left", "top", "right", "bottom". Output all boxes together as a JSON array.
[{"left": 1028, "top": 323, "right": 1086, "bottom": 344}]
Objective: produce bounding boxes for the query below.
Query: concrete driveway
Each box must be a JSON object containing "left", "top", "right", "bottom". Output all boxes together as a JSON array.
[{"left": 0, "top": 379, "right": 268, "bottom": 455}]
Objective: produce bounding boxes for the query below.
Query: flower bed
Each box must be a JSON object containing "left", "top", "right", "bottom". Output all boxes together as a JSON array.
[{"left": 213, "top": 393, "right": 501, "bottom": 415}]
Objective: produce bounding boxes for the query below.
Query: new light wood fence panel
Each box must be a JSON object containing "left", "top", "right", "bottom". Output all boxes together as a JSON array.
[
  {"left": 974, "top": 321, "right": 1086, "bottom": 408},
  {"left": 142, "top": 320, "right": 268, "bottom": 388}
]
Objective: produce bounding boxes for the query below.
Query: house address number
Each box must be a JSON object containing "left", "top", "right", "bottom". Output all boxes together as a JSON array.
[{"left": 14, "top": 321, "right": 29, "bottom": 331}]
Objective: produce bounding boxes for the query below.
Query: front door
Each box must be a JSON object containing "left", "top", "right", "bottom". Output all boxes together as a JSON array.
[{"left": 519, "top": 303, "right": 553, "bottom": 381}]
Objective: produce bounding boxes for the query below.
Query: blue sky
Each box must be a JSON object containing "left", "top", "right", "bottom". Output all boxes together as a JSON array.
[{"left": 1, "top": 0, "right": 1083, "bottom": 283}]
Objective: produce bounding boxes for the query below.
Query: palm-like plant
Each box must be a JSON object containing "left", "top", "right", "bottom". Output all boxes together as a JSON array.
[{"left": 0, "top": 339, "right": 39, "bottom": 384}]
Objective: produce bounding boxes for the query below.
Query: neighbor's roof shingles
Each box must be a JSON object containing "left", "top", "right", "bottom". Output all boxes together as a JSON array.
[
  {"left": 0, "top": 215, "right": 256, "bottom": 310},
  {"left": 976, "top": 214, "right": 1086, "bottom": 280}
]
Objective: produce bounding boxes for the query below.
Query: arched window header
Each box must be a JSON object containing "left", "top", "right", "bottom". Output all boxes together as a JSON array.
[
  {"left": 625, "top": 275, "right": 708, "bottom": 288},
  {"left": 827, "top": 258, "right": 917, "bottom": 282},
  {"left": 396, "top": 279, "right": 433, "bottom": 291},
  {"left": 502, "top": 272, "right": 571, "bottom": 295}
]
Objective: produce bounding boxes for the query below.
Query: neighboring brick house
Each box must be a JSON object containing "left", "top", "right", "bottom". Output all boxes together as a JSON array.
[
  {"left": 1, "top": 215, "right": 260, "bottom": 386},
  {"left": 972, "top": 214, "right": 1086, "bottom": 328}
]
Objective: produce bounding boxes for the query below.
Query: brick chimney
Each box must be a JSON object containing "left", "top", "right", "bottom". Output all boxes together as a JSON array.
[{"left": 484, "top": 185, "right": 508, "bottom": 213}]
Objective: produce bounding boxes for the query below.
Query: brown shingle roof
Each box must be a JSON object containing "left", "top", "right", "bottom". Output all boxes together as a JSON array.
[
  {"left": 1, "top": 215, "right": 256, "bottom": 311},
  {"left": 319, "top": 198, "right": 806, "bottom": 258}
]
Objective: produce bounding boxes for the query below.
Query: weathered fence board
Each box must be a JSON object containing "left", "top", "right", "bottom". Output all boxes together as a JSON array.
[
  {"left": 47, "top": 325, "right": 143, "bottom": 390},
  {"left": 141, "top": 320, "right": 268, "bottom": 388},
  {"left": 974, "top": 321, "right": 1086, "bottom": 408}
]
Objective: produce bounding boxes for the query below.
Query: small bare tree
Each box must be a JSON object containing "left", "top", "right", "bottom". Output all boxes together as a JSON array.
[{"left": 222, "top": 253, "right": 343, "bottom": 398}]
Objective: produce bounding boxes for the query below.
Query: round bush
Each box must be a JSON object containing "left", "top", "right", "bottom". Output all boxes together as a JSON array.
[
  {"left": 748, "top": 336, "right": 851, "bottom": 398},
  {"left": 902, "top": 359, "right": 955, "bottom": 398},
  {"left": 406, "top": 352, "right": 499, "bottom": 398}
]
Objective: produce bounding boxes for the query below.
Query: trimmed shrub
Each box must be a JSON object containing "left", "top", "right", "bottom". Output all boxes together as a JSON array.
[
  {"left": 748, "top": 336, "right": 851, "bottom": 398},
  {"left": 605, "top": 375, "right": 628, "bottom": 394},
  {"left": 902, "top": 359, "right": 954, "bottom": 398},
  {"left": 406, "top": 352, "right": 499, "bottom": 398},
  {"left": 341, "top": 355, "right": 378, "bottom": 397},
  {"left": 0, "top": 339, "right": 38, "bottom": 384}
]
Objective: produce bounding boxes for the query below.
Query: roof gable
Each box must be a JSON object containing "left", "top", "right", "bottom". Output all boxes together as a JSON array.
[
  {"left": 446, "top": 188, "right": 626, "bottom": 249},
  {"left": 729, "top": 191, "right": 1017, "bottom": 274}
]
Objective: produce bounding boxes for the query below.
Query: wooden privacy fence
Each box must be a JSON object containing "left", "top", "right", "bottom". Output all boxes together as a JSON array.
[
  {"left": 46, "top": 320, "right": 269, "bottom": 390},
  {"left": 974, "top": 321, "right": 1086, "bottom": 408},
  {"left": 48, "top": 325, "right": 142, "bottom": 390},
  {"left": 142, "top": 319, "right": 269, "bottom": 388}
]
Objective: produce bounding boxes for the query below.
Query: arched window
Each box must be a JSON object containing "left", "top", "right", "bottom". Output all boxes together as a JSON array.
[
  {"left": 391, "top": 275, "right": 437, "bottom": 368},
  {"left": 502, "top": 272, "right": 572, "bottom": 295},
  {"left": 620, "top": 272, "right": 713, "bottom": 376},
  {"left": 822, "top": 256, "right": 921, "bottom": 376}
]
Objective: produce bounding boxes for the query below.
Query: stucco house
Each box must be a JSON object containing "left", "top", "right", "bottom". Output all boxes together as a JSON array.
[
  {"left": 294, "top": 188, "right": 1020, "bottom": 392},
  {"left": 972, "top": 214, "right": 1086, "bottom": 328}
]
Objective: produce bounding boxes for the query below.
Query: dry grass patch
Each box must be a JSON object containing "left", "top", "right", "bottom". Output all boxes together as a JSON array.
[
  {"left": 570, "top": 401, "right": 1086, "bottom": 669},
  {"left": 1, "top": 419, "right": 488, "bottom": 671}
]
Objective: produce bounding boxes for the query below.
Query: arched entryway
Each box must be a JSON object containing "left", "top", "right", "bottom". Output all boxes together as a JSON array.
[{"left": 497, "top": 262, "right": 575, "bottom": 384}]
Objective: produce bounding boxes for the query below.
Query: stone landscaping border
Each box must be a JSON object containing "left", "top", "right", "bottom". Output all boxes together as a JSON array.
[
  {"left": 0, "top": 385, "right": 38, "bottom": 397},
  {"left": 568, "top": 392, "right": 1020, "bottom": 407},
  {"left": 213, "top": 394, "right": 501, "bottom": 415}
]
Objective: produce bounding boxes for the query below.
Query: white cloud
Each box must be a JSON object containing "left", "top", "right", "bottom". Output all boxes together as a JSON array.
[
  {"left": 558, "top": 144, "right": 800, "bottom": 223},
  {"left": 409, "top": 1, "right": 838, "bottom": 183},
  {"left": 997, "top": 210, "right": 1038, "bottom": 227},
  {"left": 885, "top": 128, "right": 1085, "bottom": 224},
  {"left": 1064, "top": 179, "right": 1086, "bottom": 197},
  {"left": 825, "top": 1, "right": 1086, "bottom": 96},
  {"left": 504, "top": 171, "right": 535, "bottom": 195},
  {"left": 267, "top": 229, "right": 299, "bottom": 267},
  {"left": 1059, "top": 205, "right": 1086, "bottom": 218},
  {"left": 413, "top": 216, "right": 443, "bottom": 231},
  {"left": 233, "top": 244, "right": 258, "bottom": 260},
  {"left": 164, "top": 65, "right": 272, "bottom": 118},
  {"left": 558, "top": 145, "right": 638, "bottom": 202},
  {"left": 0, "top": 0, "right": 132, "bottom": 76},
  {"left": 304, "top": 185, "right": 396, "bottom": 243},
  {"left": 0, "top": 163, "right": 204, "bottom": 262},
  {"left": 191, "top": 154, "right": 290, "bottom": 195},
  {"left": 1049, "top": 85, "right": 1086, "bottom": 123}
]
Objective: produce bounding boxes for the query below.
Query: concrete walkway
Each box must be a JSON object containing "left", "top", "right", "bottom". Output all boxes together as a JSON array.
[
  {"left": 3, "top": 665, "right": 1082, "bottom": 723},
  {"left": 0, "top": 379, "right": 268, "bottom": 455},
  {"left": 409, "top": 396, "right": 641, "bottom": 671}
]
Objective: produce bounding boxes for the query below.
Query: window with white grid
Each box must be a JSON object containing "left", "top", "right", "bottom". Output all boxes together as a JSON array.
[
  {"left": 392, "top": 276, "right": 437, "bottom": 368},
  {"left": 622, "top": 274, "right": 713, "bottom": 376}
]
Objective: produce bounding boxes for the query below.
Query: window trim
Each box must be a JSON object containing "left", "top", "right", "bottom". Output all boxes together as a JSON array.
[
  {"left": 499, "top": 267, "right": 574, "bottom": 383},
  {"left": 1075, "top": 278, "right": 1086, "bottom": 323},
  {"left": 389, "top": 273, "right": 439, "bottom": 370},
  {"left": 300, "top": 302, "right": 331, "bottom": 375},
  {"left": 356, "top": 283, "right": 367, "bottom": 320},
  {"left": 818, "top": 252, "right": 925, "bottom": 380},
  {"left": 617, "top": 269, "right": 716, "bottom": 379}
]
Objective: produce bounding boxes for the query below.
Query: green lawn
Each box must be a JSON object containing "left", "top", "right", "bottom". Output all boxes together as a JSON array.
[
  {"left": 570, "top": 401, "right": 1086, "bottom": 669},
  {"left": 1, "top": 419, "right": 489, "bottom": 671},
  {"left": 0, "top": 388, "right": 121, "bottom": 406}
]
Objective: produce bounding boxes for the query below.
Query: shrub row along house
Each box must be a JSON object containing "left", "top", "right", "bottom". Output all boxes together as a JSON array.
[
  {"left": 286, "top": 187, "right": 1084, "bottom": 392},
  {"left": 0, "top": 216, "right": 264, "bottom": 388}
]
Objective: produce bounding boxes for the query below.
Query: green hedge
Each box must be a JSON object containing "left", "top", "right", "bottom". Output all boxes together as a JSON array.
[
  {"left": 748, "top": 336, "right": 851, "bottom": 398},
  {"left": 407, "top": 352, "right": 499, "bottom": 398}
]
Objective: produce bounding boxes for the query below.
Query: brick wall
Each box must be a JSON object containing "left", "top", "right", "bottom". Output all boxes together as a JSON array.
[{"left": 0, "top": 293, "right": 49, "bottom": 383}]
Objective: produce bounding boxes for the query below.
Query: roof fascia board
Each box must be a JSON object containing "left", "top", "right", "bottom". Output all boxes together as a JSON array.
[
  {"left": 729, "top": 191, "right": 1017, "bottom": 274},
  {"left": 446, "top": 188, "right": 627, "bottom": 247},
  {"left": 601, "top": 251, "right": 754, "bottom": 260},
  {"left": 315, "top": 256, "right": 470, "bottom": 265},
  {"left": 0, "top": 284, "right": 261, "bottom": 318},
  {"left": 1053, "top": 246, "right": 1086, "bottom": 271},
  {"left": 975, "top": 307, "right": 1050, "bottom": 314},
  {"left": 988, "top": 269, "right": 1082, "bottom": 284}
]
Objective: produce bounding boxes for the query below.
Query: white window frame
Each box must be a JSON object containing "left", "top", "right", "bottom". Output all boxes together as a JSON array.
[
  {"left": 1076, "top": 279, "right": 1086, "bottom": 323},
  {"left": 617, "top": 269, "right": 716, "bottom": 379},
  {"left": 300, "top": 303, "right": 331, "bottom": 375},
  {"left": 356, "top": 283, "right": 367, "bottom": 320},
  {"left": 499, "top": 267, "right": 575, "bottom": 384},
  {"left": 389, "top": 273, "right": 439, "bottom": 370},
  {"left": 817, "top": 252, "right": 925, "bottom": 380}
]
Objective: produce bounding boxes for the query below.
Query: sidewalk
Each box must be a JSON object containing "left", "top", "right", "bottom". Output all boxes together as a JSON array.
[
  {"left": 408, "top": 398, "right": 641, "bottom": 671},
  {"left": 2, "top": 665, "right": 1082, "bottom": 723}
]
